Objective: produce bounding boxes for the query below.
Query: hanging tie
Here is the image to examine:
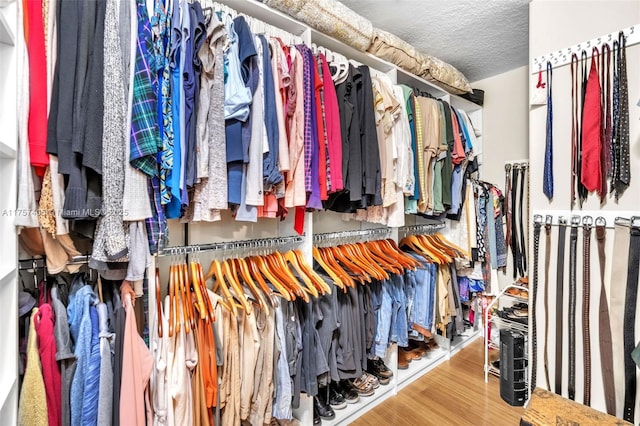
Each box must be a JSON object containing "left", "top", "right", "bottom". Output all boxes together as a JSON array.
[
  {"left": 570, "top": 54, "right": 579, "bottom": 209},
  {"left": 614, "top": 31, "right": 630, "bottom": 199},
  {"left": 543, "top": 61, "right": 554, "bottom": 199},
  {"left": 600, "top": 43, "right": 612, "bottom": 201},
  {"left": 577, "top": 50, "right": 589, "bottom": 206},
  {"left": 580, "top": 47, "right": 602, "bottom": 193}
]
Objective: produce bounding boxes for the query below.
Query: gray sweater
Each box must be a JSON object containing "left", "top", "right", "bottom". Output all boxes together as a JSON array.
[{"left": 91, "top": 0, "right": 129, "bottom": 265}]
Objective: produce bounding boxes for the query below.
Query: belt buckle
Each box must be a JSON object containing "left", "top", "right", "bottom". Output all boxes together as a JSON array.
[
  {"left": 559, "top": 216, "right": 567, "bottom": 226},
  {"left": 632, "top": 216, "right": 640, "bottom": 228},
  {"left": 582, "top": 215, "right": 593, "bottom": 227},
  {"left": 545, "top": 215, "right": 553, "bottom": 225},
  {"left": 595, "top": 216, "right": 606, "bottom": 227},
  {"left": 571, "top": 215, "right": 581, "bottom": 227},
  {"left": 534, "top": 214, "right": 543, "bottom": 224}
]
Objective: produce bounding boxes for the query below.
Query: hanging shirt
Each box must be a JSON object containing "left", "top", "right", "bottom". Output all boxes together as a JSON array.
[
  {"left": 319, "top": 53, "right": 343, "bottom": 193},
  {"left": 120, "top": 291, "right": 154, "bottom": 426}
]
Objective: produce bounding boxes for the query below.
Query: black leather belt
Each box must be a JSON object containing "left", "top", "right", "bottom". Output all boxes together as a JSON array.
[
  {"left": 568, "top": 215, "right": 579, "bottom": 401},
  {"left": 582, "top": 216, "right": 593, "bottom": 406},
  {"left": 596, "top": 217, "right": 616, "bottom": 416},
  {"left": 531, "top": 215, "right": 542, "bottom": 394},
  {"left": 623, "top": 218, "right": 640, "bottom": 423},
  {"left": 543, "top": 215, "right": 553, "bottom": 390},
  {"left": 555, "top": 217, "right": 567, "bottom": 396},
  {"left": 518, "top": 167, "right": 527, "bottom": 275},
  {"left": 511, "top": 167, "right": 520, "bottom": 279}
]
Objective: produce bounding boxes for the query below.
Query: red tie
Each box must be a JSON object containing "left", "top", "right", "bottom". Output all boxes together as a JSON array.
[{"left": 581, "top": 48, "right": 602, "bottom": 193}]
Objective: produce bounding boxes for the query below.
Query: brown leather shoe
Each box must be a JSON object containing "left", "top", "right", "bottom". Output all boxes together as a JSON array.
[
  {"left": 399, "top": 346, "right": 421, "bottom": 361},
  {"left": 407, "top": 340, "right": 429, "bottom": 358},
  {"left": 397, "top": 348, "right": 411, "bottom": 369}
]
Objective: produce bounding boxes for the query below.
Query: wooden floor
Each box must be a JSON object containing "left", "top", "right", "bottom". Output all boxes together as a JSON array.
[{"left": 352, "top": 339, "right": 524, "bottom": 426}]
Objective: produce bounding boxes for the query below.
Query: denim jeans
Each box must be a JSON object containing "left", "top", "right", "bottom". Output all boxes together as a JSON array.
[
  {"left": 389, "top": 274, "right": 408, "bottom": 347},
  {"left": 408, "top": 256, "right": 436, "bottom": 338},
  {"left": 369, "top": 279, "right": 393, "bottom": 358}
]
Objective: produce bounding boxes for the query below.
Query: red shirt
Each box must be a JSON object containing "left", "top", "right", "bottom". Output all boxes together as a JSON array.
[
  {"left": 26, "top": 0, "right": 49, "bottom": 176},
  {"left": 35, "top": 304, "right": 62, "bottom": 426}
]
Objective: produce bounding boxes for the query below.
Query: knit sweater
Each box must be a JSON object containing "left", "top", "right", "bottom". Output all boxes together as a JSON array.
[
  {"left": 18, "top": 308, "right": 48, "bottom": 426},
  {"left": 90, "top": 0, "right": 130, "bottom": 266}
]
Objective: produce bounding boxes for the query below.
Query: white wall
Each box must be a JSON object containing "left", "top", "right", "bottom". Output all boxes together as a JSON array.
[
  {"left": 529, "top": 0, "right": 640, "bottom": 419},
  {"left": 473, "top": 65, "right": 529, "bottom": 186},
  {"left": 472, "top": 66, "right": 529, "bottom": 290}
]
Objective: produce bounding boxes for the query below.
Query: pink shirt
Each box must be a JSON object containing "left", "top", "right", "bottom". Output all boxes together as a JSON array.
[
  {"left": 320, "top": 54, "right": 343, "bottom": 192},
  {"left": 284, "top": 51, "right": 306, "bottom": 208},
  {"left": 119, "top": 293, "right": 153, "bottom": 426}
]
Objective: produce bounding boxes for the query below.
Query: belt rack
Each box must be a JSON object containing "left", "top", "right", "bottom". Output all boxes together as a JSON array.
[{"left": 533, "top": 212, "right": 640, "bottom": 229}]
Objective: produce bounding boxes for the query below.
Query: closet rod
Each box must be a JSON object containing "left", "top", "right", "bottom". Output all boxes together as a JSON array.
[
  {"left": 157, "top": 234, "right": 305, "bottom": 257},
  {"left": 531, "top": 23, "right": 639, "bottom": 73},
  {"left": 398, "top": 222, "right": 445, "bottom": 237},
  {"left": 313, "top": 228, "right": 392, "bottom": 244},
  {"left": 18, "top": 255, "right": 90, "bottom": 271}
]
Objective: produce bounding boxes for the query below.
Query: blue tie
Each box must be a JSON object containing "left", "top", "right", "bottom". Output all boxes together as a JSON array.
[{"left": 543, "top": 61, "right": 554, "bottom": 199}]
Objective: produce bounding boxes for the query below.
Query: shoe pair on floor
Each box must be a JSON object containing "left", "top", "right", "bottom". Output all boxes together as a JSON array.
[
  {"left": 313, "top": 362, "right": 392, "bottom": 424},
  {"left": 313, "top": 380, "right": 353, "bottom": 424}
]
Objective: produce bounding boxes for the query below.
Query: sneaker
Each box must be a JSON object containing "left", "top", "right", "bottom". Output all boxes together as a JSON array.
[
  {"left": 351, "top": 373, "right": 375, "bottom": 396},
  {"left": 367, "top": 357, "right": 393, "bottom": 379},
  {"left": 365, "top": 371, "right": 380, "bottom": 388},
  {"left": 336, "top": 380, "right": 360, "bottom": 404},
  {"left": 313, "top": 396, "right": 335, "bottom": 421},
  {"left": 328, "top": 385, "right": 347, "bottom": 410}
]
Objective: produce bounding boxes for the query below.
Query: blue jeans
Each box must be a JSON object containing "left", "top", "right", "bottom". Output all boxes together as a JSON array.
[
  {"left": 370, "top": 279, "right": 393, "bottom": 358},
  {"left": 389, "top": 274, "right": 408, "bottom": 347},
  {"left": 408, "top": 256, "right": 436, "bottom": 339}
]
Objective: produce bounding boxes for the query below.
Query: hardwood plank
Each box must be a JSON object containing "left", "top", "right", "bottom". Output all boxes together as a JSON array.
[{"left": 352, "top": 340, "right": 524, "bottom": 425}]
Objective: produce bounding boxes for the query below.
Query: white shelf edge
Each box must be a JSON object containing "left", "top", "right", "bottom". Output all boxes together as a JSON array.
[
  {"left": 309, "top": 28, "right": 397, "bottom": 74},
  {"left": 325, "top": 380, "right": 397, "bottom": 426},
  {"left": 449, "top": 329, "right": 483, "bottom": 357},
  {"left": 0, "top": 265, "right": 16, "bottom": 282},
  {"left": 0, "top": 140, "right": 16, "bottom": 159},
  {"left": 0, "top": 376, "right": 16, "bottom": 412},
  {"left": 0, "top": 9, "right": 14, "bottom": 46},
  {"left": 397, "top": 346, "right": 449, "bottom": 390},
  {"left": 396, "top": 68, "right": 448, "bottom": 98}
]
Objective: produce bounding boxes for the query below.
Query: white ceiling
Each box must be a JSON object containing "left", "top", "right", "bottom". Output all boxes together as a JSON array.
[{"left": 340, "top": 0, "right": 530, "bottom": 83}]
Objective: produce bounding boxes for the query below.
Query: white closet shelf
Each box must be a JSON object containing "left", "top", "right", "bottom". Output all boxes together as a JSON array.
[
  {"left": 0, "top": 376, "right": 16, "bottom": 412},
  {"left": 309, "top": 28, "right": 396, "bottom": 74},
  {"left": 223, "top": 0, "right": 308, "bottom": 36},
  {"left": 324, "top": 379, "right": 397, "bottom": 426},
  {"left": 397, "top": 345, "right": 448, "bottom": 390},
  {"left": 449, "top": 94, "right": 482, "bottom": 112},
  {"left": 449, "top": 328, "right": 482, "bottom": 357},
  {"left": 0, "top": 10, "right": 14, "bottom": 46},
  {"left": 0, "top": 140, "right": 16, "bottom": 159},
  {"left": 0, "top": 264, "right": 16, "bottom": 282},
  {"left": 396, "top": 68, "right": 448, "bottom": 98}
]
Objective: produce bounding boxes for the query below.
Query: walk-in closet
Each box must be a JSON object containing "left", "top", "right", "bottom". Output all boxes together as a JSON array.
[{"left": 1, "top": 0, "right": 639, "bottom": 425}]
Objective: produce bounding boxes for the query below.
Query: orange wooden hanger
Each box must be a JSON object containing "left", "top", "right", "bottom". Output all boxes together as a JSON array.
[
  {"left": 312, "top": 247, "right": 345, "bottom": 290},
  {"left": 155, "top": 269, "right": 163, "bottom": 338}
]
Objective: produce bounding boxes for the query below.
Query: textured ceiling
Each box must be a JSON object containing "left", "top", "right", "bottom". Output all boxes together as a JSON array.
[{"left": 340, "top": 0, "right": 530, "bottom": 82}]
